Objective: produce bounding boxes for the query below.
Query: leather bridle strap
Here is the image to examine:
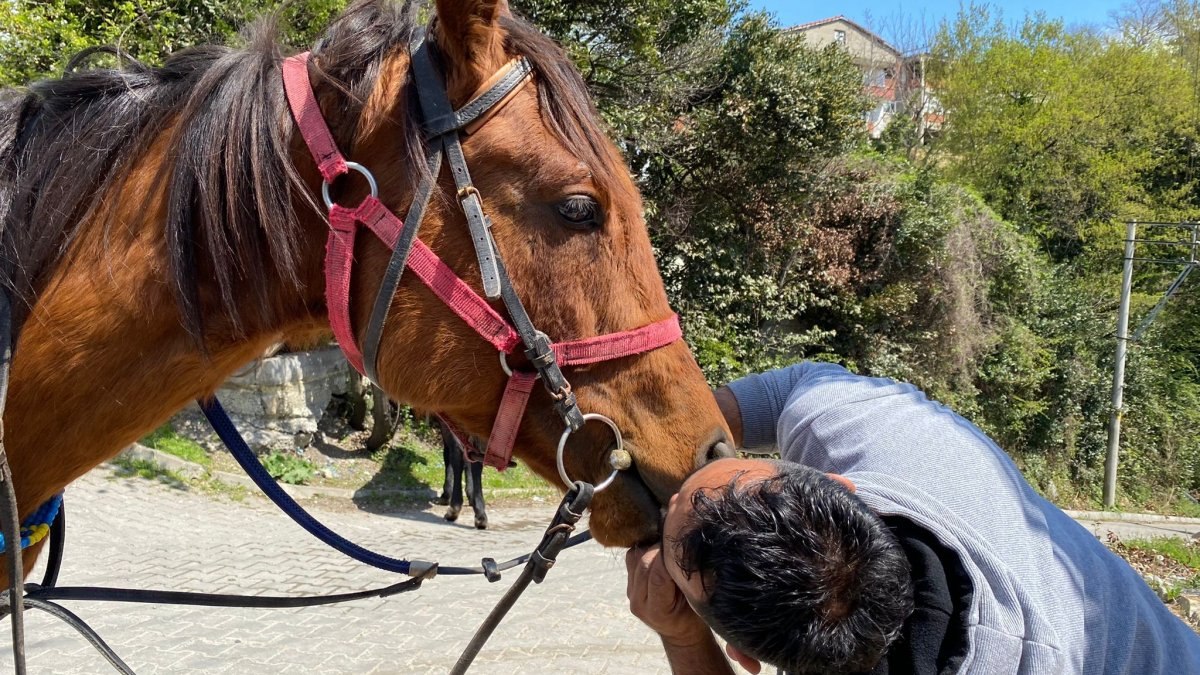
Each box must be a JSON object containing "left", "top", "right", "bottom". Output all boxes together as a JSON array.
[
  {"left": 424, "top": 57, "right": 533, "bottom": 138},
  {"left": 410, "top": 39, "right": 503, "bottom": 300},
  {"left": 360, "top": 146, "right": 441, "bottom": 386},
  {"left": 406, "top": 37, "right": 586, "bottom": 436},
  {"left": 482, "top": 314, "right": 682, "bottom": 470},
  {"left": 0, "top": 290, "right": 26, "bottom": 675}
]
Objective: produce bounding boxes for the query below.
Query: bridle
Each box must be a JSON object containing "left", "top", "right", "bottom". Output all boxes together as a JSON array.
[
  {"left": 285, "top": 33, "right": 683, "bottom": 483},
  {"left": 0, "top": 30, "right": 683, "bottom": 675}
]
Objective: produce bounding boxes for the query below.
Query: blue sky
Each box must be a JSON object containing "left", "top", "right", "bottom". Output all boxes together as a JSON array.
[{"left": 751, "top": 1, "right": 1133, "bottom": 42}]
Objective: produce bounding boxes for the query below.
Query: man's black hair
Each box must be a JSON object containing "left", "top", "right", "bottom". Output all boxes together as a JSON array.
[{"left": 674, "top": 462, "right": 914, "bottom": 674}]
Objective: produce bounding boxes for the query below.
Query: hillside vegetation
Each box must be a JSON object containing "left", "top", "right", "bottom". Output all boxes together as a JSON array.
[{"left": 5, "top": 0, "right": 1199, "bottom": 511}]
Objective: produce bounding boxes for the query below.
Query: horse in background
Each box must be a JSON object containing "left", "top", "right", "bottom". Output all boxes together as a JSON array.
[{"left": 434, "top": 420, "right": 487, "bottom": 529}]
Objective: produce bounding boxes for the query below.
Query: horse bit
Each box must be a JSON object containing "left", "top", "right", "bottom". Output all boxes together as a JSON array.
[{"left": 0, "top": 30, "right": 684, "bottom": 674}]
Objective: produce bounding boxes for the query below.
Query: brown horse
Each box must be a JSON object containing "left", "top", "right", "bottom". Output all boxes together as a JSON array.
[{"left": 0, "top": 0, "right": 729, "bottom": 582}]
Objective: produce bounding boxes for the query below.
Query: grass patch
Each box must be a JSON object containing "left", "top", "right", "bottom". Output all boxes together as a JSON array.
[
  {"left": 1125, "top": 537, "right": 1200, "bottom": 570},
  {"left": 141, "top": 425, "right": 211, "bottom": 468},
  {"left": 1163, "top": 496, "right": 1200, "bottom": 520},
  {"left": 262, "top": 452, "right": 316, "bottom": 485},
  {"left": 110, "top": 456, "right": 251, "bottom": 502},
  {"left": 1119, "top": 536, "right": 1200, "bottom": 601},
  {"left": 372, "top": 434, "right": 554, "bottom": 495},
  {"left": 110, "top": 457, "right": 188, "bottom": 489}
]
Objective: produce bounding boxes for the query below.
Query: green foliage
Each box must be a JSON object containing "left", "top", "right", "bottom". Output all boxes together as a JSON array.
[
  {"left": 262, "top": 452, "right": 316, "bottom": 485},
  {"left": 6, "top": 0, "right": 1200, "bottom": 508},
  {"left": 370, "top": 437, "right": 550, "bottom": 493},
  {"left": 141, "top": 425, "right": 211, "bottom": 467},
  {"left": 930, "top": 6, "right": 1194, "bottom": 258},
  {"left": 0, "top": 0, "right": 342, "bottom": 86},
  {"left": 111, "top": 457, "right": 188, "bottom": 487},
  {"left": 1126, "top": 537, "right": 1200, "bottom": 571}
]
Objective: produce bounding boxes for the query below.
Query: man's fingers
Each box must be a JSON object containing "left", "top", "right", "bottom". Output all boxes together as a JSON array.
[{"left": 626, "top": 545, "right": 654, "bottom": 601}]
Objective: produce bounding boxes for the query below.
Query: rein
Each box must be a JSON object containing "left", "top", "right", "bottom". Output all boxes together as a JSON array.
[{"left": 0, "top": 30, "right": 676, "bottom": 675}]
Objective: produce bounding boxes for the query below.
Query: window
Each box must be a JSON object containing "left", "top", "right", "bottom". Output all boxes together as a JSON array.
[{"left": 834, "top": 29, "right": 846, "bottom": 44}]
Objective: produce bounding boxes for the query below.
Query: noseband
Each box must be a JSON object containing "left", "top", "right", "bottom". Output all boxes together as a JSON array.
[{"left": 282, "top": 36, "right": 682, "bottom": 486}]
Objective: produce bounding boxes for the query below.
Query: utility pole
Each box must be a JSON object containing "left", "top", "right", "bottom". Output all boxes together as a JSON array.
[
  {"left": 1103, "top": 221, "right": 1198, "bottom": 509},
  {"left": 1104, "top": 221, "right": 1136, "bottom": 510}
]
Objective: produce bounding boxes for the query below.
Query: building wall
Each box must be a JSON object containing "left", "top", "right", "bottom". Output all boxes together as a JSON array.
[
  {"left": 791, "top": 19, "right": 900, "bottom": 71},
  {"left": 789, "top": 18, "right": 905, "bottom": 138}
]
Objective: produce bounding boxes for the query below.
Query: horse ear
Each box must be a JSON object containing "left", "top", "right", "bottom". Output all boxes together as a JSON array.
[{"left": 434, "top": 0, "right": 511, "bottom": 96}]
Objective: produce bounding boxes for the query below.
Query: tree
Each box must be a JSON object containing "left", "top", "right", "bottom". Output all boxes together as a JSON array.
[
  {"left": 0, "top": 0, "right": 342, "bottom": 85},
  {"left": 930, "top": 6, "right": 1193, "bottom": 259}
]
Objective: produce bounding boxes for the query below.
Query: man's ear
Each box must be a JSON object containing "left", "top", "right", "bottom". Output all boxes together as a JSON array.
[
  {"left": 725, "top": 643, "right": 762, "bottom": 674},
  {"left": 825, "top": 472, "right": 857, "bottom": 493}
]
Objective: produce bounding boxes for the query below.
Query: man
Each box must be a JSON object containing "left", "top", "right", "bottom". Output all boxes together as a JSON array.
[{"left": 626, "top": 362, "right": 1200, "bottom": 674}]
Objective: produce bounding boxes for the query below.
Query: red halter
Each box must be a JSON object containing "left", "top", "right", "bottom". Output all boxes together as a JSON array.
[{"left": 282, "top": 52, "right": 682, "bottom": 471}]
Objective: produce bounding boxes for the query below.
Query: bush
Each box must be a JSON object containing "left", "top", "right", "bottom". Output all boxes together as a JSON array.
[{"left": 262, "top": 452, "right": 316, "bottom": 486}]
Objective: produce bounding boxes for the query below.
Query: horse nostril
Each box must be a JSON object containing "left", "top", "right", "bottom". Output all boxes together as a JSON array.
[{"left": 696, "top": 428, "right": 735, "bottom": 469}]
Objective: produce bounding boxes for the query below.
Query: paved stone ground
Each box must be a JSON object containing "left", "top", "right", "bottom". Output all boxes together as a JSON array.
[
  {"left": 4, "top": 468, "right": 1199, "bottom": 674},
  {"left": 0, "top": 467, "right": 675, "bottom": 674}
]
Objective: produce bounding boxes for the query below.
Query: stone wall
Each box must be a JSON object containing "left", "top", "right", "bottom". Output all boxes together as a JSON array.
[{"left": 173, "top": 346, "right": 358, "bottom": 452}]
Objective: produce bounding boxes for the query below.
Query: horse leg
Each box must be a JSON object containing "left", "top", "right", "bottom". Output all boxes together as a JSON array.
[
  {"left": 443, "top": 435, "right": 464, "bottom": 523},
  {"left": 444, "top": 446, "right": 460, "bottom": 521},
  {"left": 467, "top": 459, "right": 487, "bottom": 530},
  {"left": 436, "top": 425, "right": 453, "bottom": 507}
]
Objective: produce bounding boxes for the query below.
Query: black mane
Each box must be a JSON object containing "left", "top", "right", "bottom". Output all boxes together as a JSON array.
[{"left": 0, "top": 0, "right": 618, "bottom": 338}]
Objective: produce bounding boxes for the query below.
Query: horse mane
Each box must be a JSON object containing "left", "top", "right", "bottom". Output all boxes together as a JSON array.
[{"left": 0, "top": 0, "right": 622, "bottom": 339}]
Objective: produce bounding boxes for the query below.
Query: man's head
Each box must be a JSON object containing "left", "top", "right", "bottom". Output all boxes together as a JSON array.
[{"left": 660, "top": 458, "right": 914, "bottom": 674}]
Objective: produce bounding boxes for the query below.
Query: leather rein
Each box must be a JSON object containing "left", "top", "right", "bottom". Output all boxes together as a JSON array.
[{"left": 0, "top": 33, "right": 682, "bottom": 674}]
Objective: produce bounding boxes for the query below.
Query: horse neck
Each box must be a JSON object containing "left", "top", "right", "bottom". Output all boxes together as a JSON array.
[{"left": 3, "top": 137, "right": 330, "bottom": 518}]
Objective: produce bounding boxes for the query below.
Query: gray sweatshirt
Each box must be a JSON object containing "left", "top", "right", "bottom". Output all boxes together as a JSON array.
[{"left": 728, "top": 362, "right": 1200, "bottom": 674}]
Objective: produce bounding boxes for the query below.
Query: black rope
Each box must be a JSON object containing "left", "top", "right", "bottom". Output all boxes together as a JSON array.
[
  {"left": 39, "top": 505, "right": 64, "bottom": 590},
  {"left": 450, "top": 481, "right": 593, "bottom": 674},
  {"left": 24, "top": 564, "right": 435, "bottom": 609},
  {"left": 23, "top": 598, "right": 134, "bottom": 675}
]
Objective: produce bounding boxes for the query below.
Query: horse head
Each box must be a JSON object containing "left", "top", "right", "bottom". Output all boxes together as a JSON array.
[{"left": 307, "top": 0, "right": 731, "bottom": 545}]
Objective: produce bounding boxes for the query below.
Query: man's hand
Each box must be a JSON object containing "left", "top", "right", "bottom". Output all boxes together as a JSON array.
[
  {"left": 625, "top": 544, "right": 709, "bottom": 645},
  {"left": 626, "top": 544, "right": 742, "bottom": 675}
]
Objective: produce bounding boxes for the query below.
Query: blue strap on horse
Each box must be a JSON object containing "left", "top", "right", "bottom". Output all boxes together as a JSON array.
[{"left": 199, "top": 397, "right": 592, "bottom": 579}]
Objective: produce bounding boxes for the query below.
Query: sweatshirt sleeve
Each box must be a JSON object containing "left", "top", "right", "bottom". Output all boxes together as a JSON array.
[{"left": 725, "top": 363, "right": 816, "bottom": 452}]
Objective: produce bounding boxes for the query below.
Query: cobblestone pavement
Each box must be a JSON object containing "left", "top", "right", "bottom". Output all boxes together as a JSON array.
[
  {"left": 0, "top": 468, "right": 676, "bottom": 674},
  {"left": 5, "top": 469, "right": 1197, "bottom": 674}
]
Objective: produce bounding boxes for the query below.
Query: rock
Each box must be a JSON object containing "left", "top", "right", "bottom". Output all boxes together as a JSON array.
[
  {"left": 1178, "top": 593, "right": 1200, "bottom": 619},
  {"left": 172, "top": 346, "right": 356, "bottom": 453},
  {"left": 1045, "top": 481, "right": 1059, "bottom": 501},
  {"left": 1144, "top": 574, "right": 1172, "bottom": 602}
]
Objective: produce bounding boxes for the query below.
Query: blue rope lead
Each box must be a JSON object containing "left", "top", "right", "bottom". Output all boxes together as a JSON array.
[
  {"left": 0, "top": 493, "right": 62, "bottom": 550},
  {"left": 199, "top": 397, "right": 415, "bottom": 575}
]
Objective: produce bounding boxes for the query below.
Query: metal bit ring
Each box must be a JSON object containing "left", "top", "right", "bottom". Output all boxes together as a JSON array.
[{"left": 555, "top": 413, "right": 624, "bottom": 493}]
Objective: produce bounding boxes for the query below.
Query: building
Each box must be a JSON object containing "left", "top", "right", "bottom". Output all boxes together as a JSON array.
[{"left": 785, "top": 16, "right": 939, "bottom": 139}]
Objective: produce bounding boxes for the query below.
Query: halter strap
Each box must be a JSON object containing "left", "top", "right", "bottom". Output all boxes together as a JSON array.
[
  {"left": 281, "top": 55, "right": 347, "bottom": 183},
  {"left": 282, "top": 39, "right": 685, "bottom": 470}
]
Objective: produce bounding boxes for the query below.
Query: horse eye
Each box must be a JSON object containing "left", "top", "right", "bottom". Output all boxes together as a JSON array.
[{"left": 556, "top": 195, "right": 602, "bottom": 230}]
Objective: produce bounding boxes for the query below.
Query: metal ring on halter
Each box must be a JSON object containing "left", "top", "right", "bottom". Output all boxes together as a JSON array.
[
  {"left": 322, "top": 162, "right": 380, "bottom": 210},
  {"left": 556, "top": 413, "right": 623, "bottom": 493},
  {"left": 498, "top": 351, "right": 544, "bottom": 379},
  {"left": 498, "top": 331, "right": 551, "bottom": 378}
]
